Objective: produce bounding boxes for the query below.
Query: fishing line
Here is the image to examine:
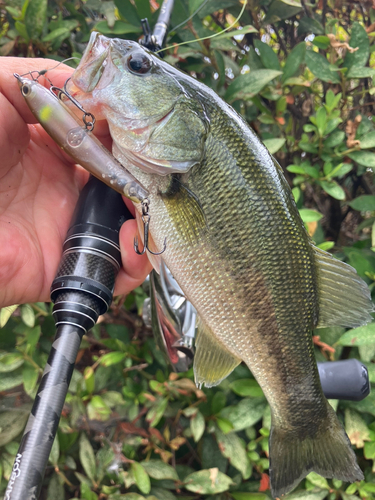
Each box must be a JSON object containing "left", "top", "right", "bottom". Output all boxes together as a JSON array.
[
  {"left": 157, "top": 0, "right": 248, "bottom": 54},
  {"left": 169, "top": 0, "right": 210, "bottom": 33},
  {"left": 17, "top": 57, "right": 81, "bottom": 86}
]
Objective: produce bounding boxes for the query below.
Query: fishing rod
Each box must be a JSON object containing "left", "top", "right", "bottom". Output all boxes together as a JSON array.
[{"left": 4, "top": 3, "right": 174, "bottom": 499}]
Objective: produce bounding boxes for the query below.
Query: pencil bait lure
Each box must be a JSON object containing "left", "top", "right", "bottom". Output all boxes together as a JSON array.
[{"left": 14, "top": 73, "right": 149, "bottom": 204}]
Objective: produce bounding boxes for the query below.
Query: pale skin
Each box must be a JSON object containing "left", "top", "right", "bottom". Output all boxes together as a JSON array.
[{"left": 0, "top": 58, "right": 152, "bottom": 308}]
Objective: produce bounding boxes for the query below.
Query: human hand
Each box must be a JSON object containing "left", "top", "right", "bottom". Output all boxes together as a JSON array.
[{"left": 0, "top": 57, "right": 152, "bottom": 308}]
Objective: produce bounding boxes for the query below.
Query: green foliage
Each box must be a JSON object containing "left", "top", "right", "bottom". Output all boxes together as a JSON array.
[{"left": 1, "top": 0, "right": 375, "bottom": 498}]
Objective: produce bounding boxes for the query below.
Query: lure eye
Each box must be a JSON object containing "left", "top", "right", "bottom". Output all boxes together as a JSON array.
[
  {"left": 21, "top": 84, "right": 30, "bottom": 96},
  {"left": 126, "top": 52, "right": 152, "bottom": 75}
]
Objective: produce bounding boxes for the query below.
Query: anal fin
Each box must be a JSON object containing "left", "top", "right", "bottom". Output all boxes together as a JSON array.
[{"left": 194, "top": 318, "right": 241, "bottom": 388}]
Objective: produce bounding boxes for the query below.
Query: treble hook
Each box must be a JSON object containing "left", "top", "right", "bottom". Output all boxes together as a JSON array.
[
  {"left": 50, "top": 77, "right": 96, "bottom": 131},
  {"left": 134, "top": 199, "right": 167, "bottom": 256}
]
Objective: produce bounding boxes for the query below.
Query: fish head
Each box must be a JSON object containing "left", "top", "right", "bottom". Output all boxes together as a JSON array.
[{"left": 68, "top": 32, "right": 208, "bottom": 175}]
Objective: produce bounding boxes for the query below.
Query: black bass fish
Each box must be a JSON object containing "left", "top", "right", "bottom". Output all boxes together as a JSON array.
[{"left": 68, "top": 33, "right": 372, "bottom": 497}]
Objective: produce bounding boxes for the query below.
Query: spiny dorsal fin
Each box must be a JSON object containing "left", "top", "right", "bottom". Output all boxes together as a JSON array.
[
  {"left": 194, "top": 317, "right": 241, "bottom": 388},
  {"left": 314, "top": 246, "right": 374, "bottom": 329}
]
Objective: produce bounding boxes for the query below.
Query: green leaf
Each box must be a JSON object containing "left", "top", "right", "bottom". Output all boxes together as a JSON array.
[
  {"left": 306, "top": 472, "right": 330, "bottom": 489},
  {"left": 316, "top": 107, "right": 327, "bottom": 136},
  {"left": 131, "top": 462, "right": 151, "bottom": 495},
  {"left": 337, "top": 323, "right": 375, "bottom": 346},
  {"left": 46, "top": 473, "right": 65, "bottom": 500},
  {"left": 93, "top": 20, "right": 141, "bottom": 35},
  {"left": 215, "top": 427, "right": 251, "bottom": 479},
  {"left": 344, "top": 22, "right": 370, "bottom": 70},
  {"left": 22, "top": 363, "right": 39, "bottom": 395},
  {"left": 230, "top": 379, "right": 264, "bottom": 398},
  {"left": 0, "top": 368, "right": 23, "bottom": 391},
  {"left": 79, "top": 433, "right": 96, "bottom": 483},
  {"left": 320, "top": 181, "right": 346, "bottom": 200},
  {"left": 325, "top": 117, "right": 342, "bottom": 135},
  {"left": 0, "top": 353, "right": 24, "bottom": 373},
  {"left": 312, "top": 36, "right": 330, "bottom": 50},
  {"left": 84, "top": 366, "right": 95, "bottom": 394},
  {"left": 21, "top": 304, "right": 35, "bottom": 328},
  {"left": 224, "top": 69, "right": 282, "bottom": 102},
  {"left": 298, "top": 209, "right": 323, "bottom": 223},
  {"left": 347, "top": 67, "right": 375, "bottom": 78},
  {"left": 299, "top": 141, "right": 318, "bottom": 154},
  {"left": 345, "top": 408, "right": 370, "bottom": 448},
  {"left": 231, "top": 494, "right": 269, "bottom": 500},
  {"left": 279, "top": 0, "right": 301, "bottom": 5},
  {"left": 191, "top": 410, "right": 205, "bottom": 442},
  {"left": 146, "top": 397, "right": 168, "bottom": 427},
  {"left": 211, "top": 392, "right": 227, "bottom": 414},
  {"left": 216, "top": 417, "right": 234, "bottom": 433},
  {"left": 214, "top": 25, "right": 258, "bottom": 40},
  {"left": 292, "top": 187, "right": 301, "bottom": 203},
  {"left": 305, "top": 51, "right": 340, "bottom": 84},
  {"left": 263, "top": 138, "right": 286, "bottom": 154},
  {"left": 325, "top": 89, "right": 342, "bottom": 112},
  {"left": 283, "top": 488, "right": 330, "bottom": 500},
  {"left": 99, "top": 352, "right": 126, "bottom": 367},
  {"left": 254, "top": 40, "right": 281, "bottom": 71},
  {"left": 0, "top": 305, "right": 18, "bottom": 328},
  {"left": 184, "top": 468, "right": 233, "bottom": 494},
  {"left": 282, "top": 42, "right": 306, "bottom": 82},
  {"left": 317, "top": 241, "right": 335, "bottom": 251},
  {"left": 0, "top": 407, "right": 30, "bottom": 447},
  {"left": 81, "top": 483, "right": 98, "bottom": 500},
  {"left": 141, "top": 460, "right": 179, "bottom": 481},
  {"left": 220, "top": 398, "right": 267, "bottom": 431},
  {"left": 87, "top": 395, "right": 111, "bottom": 421},
  {"left": 348, "top": 150, "right": 375, "bottom": 168},
  {"left": 25, "top": 0, "right": 47, "bottom": 40},
  {"left": 328, "top": 163, "right": 352, "bottom": 179},
  {"left": 114, "top": 0, "right": 140, "bottom": 26},
  {"left": 49, "top": 436, "right": 60, "bottom": 466},
  {"left": 297, "top": 17, "right": 325, "bottom": 35},
  {"left": 364, "top": 441, "right": 375, "bottom": 459},
  {"left": 189, "top": 0, "right": 206, "bottom": 13},
  {"left": 324, "top": 130, "right": 345, "bottom": 148},
  {"left": 287, "top": 165, "right": 307, "bottom": 174},
  {"left": 42, "top": 27, "right": 70, "bottom": 42},
  {"left": 348, "top": 195, "right": 375, "bottom": 211},
  {"left": 15, "top": 21, "right": 29, "bottom": 42},
  {"left": 262, "top": 0, "right": 302, "bottom": 24},
  {"left": 359, "top": 131, "right": 375, "bottom": 149}
]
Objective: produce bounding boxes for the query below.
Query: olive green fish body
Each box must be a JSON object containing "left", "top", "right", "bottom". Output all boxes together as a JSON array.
[{"left": 70, "top": 33, "right": 372, "bottom": 497}]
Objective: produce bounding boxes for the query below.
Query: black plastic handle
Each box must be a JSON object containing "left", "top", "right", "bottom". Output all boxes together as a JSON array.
[{"left": 317, "top": 359, "right": 370, "bottom": 401}]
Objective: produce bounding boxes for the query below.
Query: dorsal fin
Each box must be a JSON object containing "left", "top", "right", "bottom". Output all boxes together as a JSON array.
[
  {"left": 314, "top": 246, "right": 374, "bottom": 329},
  {"left": 194, "top": 317, "right": 241, "bottom": 388}
]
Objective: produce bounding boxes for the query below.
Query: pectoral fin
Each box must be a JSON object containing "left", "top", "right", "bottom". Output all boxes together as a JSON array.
[
  {"left": 194, "top": 317, "right": 241, "bottom": 388},
  {"left": 314, "top": 246, "right": 374, "bottom": 328}
]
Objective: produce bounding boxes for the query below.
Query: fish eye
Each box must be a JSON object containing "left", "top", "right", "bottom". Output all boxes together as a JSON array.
[
  {"left": 21, "top": 84, "right": 30, "bottom": 96},
  {"left": 126, "top": 52, "right": 152, "bottom": 75}
]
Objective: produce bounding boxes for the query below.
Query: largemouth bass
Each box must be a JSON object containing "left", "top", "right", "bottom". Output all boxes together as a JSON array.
[{"left": 68, "top": 33, "right": 373, "bottom": 497}]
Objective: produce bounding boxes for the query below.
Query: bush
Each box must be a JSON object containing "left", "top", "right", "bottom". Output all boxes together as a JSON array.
[{"left": 1, "top": 0, "right": 375, "bottom": 499}]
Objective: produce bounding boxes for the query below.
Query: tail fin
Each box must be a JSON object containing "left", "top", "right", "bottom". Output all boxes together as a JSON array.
[{"left": 269, "top": 402, "right": 363, "bottom": 498}]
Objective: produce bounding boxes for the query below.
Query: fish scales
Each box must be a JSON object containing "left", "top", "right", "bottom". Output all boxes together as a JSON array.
[{"left": 69, "top": 33, "right": 372, "bottom": 497}]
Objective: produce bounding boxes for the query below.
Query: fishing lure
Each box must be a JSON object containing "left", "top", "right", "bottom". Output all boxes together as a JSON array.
[{"left": 14, "top": 73, "right": 149, "bottom": 204}]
